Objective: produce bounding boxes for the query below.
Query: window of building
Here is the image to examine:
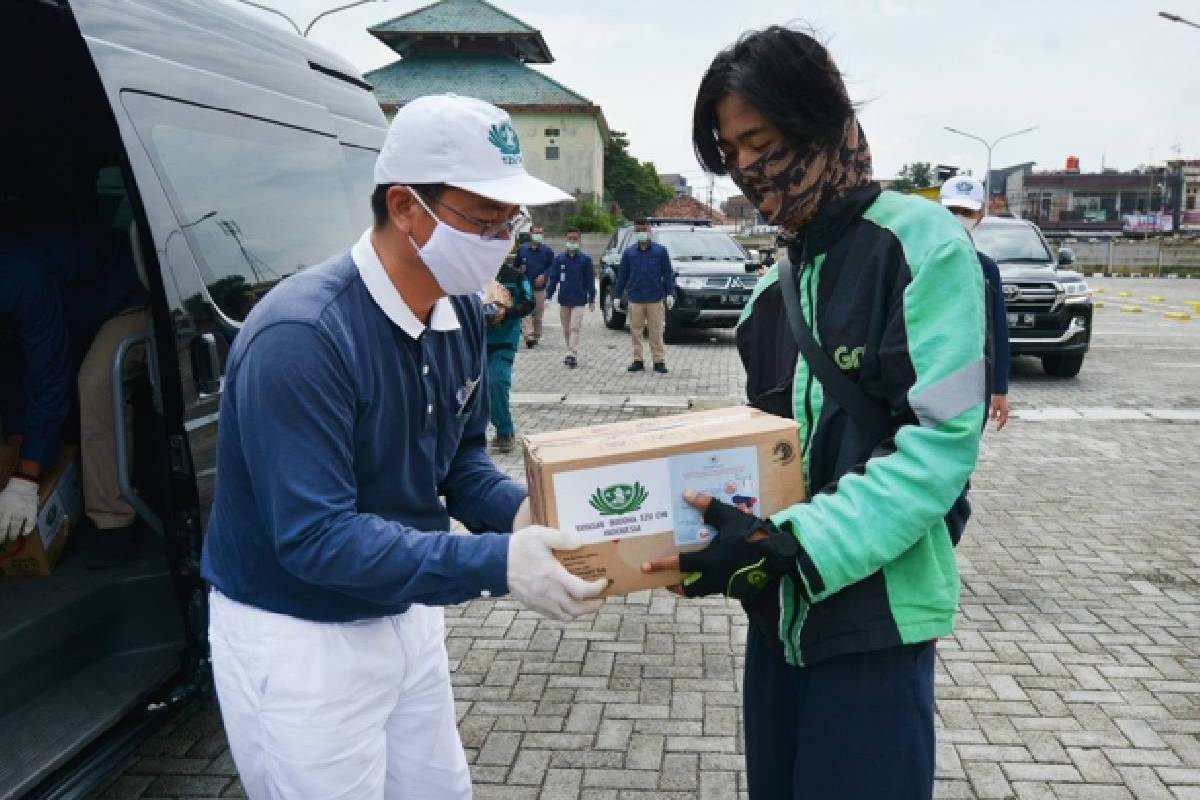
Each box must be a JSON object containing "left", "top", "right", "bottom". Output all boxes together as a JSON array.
[
  {"left": 544, "top": 127, "right": 560, "bottom": 138},
  {"left": 545, "top": 146, "right": 560, "bottom": 161},
  {"left": 1187, "top": 185, "right": 1198, "bottom": 211}
]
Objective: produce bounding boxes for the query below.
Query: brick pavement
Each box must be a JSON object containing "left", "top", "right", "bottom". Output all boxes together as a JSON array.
[{"left": 92, "top": 277, "right": 1200, "bottom": 799}]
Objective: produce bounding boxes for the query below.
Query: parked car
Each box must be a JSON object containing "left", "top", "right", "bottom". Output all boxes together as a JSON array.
[
  {"left": 973, "top": 217, "right": 1094, "bottom": 377},
  {"left": 598, "top": 219, "right": 758, "bottom": 342},
  {"left": 1, "top": 2, "right": 386, "bottom": 797}
]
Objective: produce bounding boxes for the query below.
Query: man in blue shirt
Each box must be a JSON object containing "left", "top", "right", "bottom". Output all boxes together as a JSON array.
[
  {"left": 202, "top": 95, "right": 605, "bottom": 799},
  {"left": 940, "top": 176, "right": 1011, "bottom": 430},
  {"left": 0, "top": 224, "right": 149, "bottom": 563},
  {"left": 515, "top": 224, "right": 554, "bottom": 348},
  {"left": 545, "top": 228, "right": 595, "bottom": 369},
  {"left": 615, "top": 220, "right": 675, "bottom": 373}
]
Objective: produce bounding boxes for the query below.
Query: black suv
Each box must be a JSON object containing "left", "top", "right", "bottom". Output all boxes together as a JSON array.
[
  {"left": 598, "top": 219, "right": 758, "bottom": 342},
  {"left": 973, "top": 217, "right": 1093, "bottom": 377}
]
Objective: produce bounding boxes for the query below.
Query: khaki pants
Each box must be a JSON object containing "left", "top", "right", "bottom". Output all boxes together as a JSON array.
[
  {"left": 628, "top": 301, "right": 666, "bottom": 364},
  {"left": 559, "top": 305, "right": 584, "bottom": 357},
  {"left": 77, "top": 307, "right": 149, "bottom": 530},
  {"left": 522, "top": 288, "right": 546, "bottom": 342}
]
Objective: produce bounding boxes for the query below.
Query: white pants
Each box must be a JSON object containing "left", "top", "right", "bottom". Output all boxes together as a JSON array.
[{"left": 208, "top": 591, "right": 471, "bottom": 800}]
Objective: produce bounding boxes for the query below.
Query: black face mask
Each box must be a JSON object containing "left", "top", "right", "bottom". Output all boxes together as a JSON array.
[{"left": 728, "top": 119, "right": 875, "bottom": 234}]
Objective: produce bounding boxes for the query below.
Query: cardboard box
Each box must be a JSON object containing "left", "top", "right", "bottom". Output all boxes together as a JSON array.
[
  {"left": 0, "top": 445, "right": 81, "bottom": 577},
  {"left": 523, "top": 407, "right": 805, "bottom": 596}
]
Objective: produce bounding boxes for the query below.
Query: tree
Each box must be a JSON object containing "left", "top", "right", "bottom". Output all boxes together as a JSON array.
[
  {"left": 563, "top": 201, "right": 616, "bottom": 234},
  {"left": 890, "top": 162, "right": 935, "bottom": 193},
  {"left": 604, "top": 131, "right": 673, "bottom": 221}
]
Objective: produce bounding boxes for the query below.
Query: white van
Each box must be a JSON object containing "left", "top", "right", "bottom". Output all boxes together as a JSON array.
[{"left": 0, "top": 1, "right": 386, "bottom": 795}]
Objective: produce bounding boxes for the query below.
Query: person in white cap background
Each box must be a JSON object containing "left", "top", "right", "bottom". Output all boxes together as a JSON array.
[
  {"left": 940, "top": 175, "right": 1010, "bottom": 430},
  {"left": 201, "top": 94, "right": 606, "bottom": 799}
]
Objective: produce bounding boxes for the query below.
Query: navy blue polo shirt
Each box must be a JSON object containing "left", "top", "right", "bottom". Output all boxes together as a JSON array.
[
  {"left": 615, "top": 241, "right": 674, "bottom": 303},
  {"left": 516, "top": 241, "right": 555, "bottom": 284},
  {"left": 201, "top": 230, "right": 524, "bottom": 622}
]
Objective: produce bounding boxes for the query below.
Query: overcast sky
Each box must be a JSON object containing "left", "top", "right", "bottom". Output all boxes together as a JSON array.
[{"left": 224, "top": 0, "right": 1200, "bottom": 203}]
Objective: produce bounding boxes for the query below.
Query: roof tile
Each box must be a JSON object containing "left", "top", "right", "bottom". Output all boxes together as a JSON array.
[{"left": 366, "top": 53, "right": 593, "bottom": 108}]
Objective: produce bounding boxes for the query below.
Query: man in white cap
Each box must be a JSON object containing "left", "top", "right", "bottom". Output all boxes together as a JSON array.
[
  {"left": 940, "top": 175, "right": 1010, "bottom": 430},
  {"left": 201, "top": 94, "right": 606, "bottom": 799}
]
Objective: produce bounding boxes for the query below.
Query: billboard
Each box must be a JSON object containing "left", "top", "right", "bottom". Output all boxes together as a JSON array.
[{"left": 1122, "top": 213, "right": 1173, "bottom": 233}]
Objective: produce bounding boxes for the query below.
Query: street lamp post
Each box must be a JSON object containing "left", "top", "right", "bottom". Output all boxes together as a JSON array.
[
  {"left": 227, "top": 0, "right": 384, "bottom": 38},
  {"left": 304, "top": 0, "right": 382, "bottom": 36},
  {"left": 944, "top": 125, "right": 1037, "bottom": 213},
  {"left": 1159, "top": 10, "right": 1200, "bottom": 29}
]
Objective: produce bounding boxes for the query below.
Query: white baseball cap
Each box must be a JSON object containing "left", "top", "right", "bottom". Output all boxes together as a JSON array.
[
  {"left": 374, "top": 94, "right": 572, "bottom": 206},
  {"left": 939, "top": 175, "right": 985, "bottom": 211}
]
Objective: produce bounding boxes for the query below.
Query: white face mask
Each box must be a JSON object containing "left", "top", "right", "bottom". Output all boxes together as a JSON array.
[
  {"left": 406, "top": 189, "right": 514, "bottom": 296},
  {"left": 955, "top": 214, "right": 979, "bottom": 235}
]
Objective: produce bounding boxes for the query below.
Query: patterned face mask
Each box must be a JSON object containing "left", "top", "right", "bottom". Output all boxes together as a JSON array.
[{"left": 728, "top": 118, "right": 874, "bottom": 234}]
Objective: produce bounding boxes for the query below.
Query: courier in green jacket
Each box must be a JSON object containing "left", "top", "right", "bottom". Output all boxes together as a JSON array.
[{"left": 644, "top": 26, "right": 985, "bottom": 800}]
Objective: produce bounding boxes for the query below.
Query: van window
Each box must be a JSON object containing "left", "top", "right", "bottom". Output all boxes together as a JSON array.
[
  {"left": 124, "top": 92, "right": 362, "bottom": 322},
  {"left": 340, "top": 144, "right": 378, "bottom": 219}
]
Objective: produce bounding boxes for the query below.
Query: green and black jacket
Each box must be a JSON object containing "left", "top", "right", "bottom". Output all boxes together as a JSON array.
[{"left": 738, "top": 184, "right": 985, "bottom": 667}]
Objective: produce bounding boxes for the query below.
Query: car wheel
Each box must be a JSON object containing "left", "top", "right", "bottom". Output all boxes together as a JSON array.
[
  {"left": 601, "top": 284, "right": 626, "bottom": 330},
  {"left": 663, "top": 315, "right": 684, "bottom": 344},
  {"left": 1041, "top": 353, "right": 1084, "bottom": 378}
]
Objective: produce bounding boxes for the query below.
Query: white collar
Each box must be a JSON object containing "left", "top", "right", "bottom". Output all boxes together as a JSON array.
[{"left": 352, "top": 229, "right": 461, "bottom": 340}]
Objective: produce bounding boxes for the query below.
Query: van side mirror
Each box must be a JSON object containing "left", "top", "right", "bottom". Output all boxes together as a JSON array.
[
  {"left": 191, "top": 332, "right": 225, "bottom": 397},
  {"left": 1057, "top": 247, "right": 1075, "bottom": 266}
]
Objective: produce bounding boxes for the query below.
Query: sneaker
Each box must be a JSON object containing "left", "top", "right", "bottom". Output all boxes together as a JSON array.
[
  {"left": 492, "top": 434, "right": 515, "bottom": 453},
  {"left": 627, "top": 360, "right": 645, "bottom": 372},
  {"left": 85, "top": 522, "right": 147, "bottom": 570},
  {"left": 565, "top": 355, "right": 578, "bottom": 369},
  {"left": 653, "top": 362, "right": 669, "bottom": 374},
  {"left": 525, "top": 338, "right": 537, "bottom": 349}
]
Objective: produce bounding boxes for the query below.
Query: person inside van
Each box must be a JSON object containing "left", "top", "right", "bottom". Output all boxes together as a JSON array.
[
  {"left": 201, "top": 95, "right": 606, "bottom": 799},
  {"left": 0, "top": 166, "right": 150, "bottom": 563}
]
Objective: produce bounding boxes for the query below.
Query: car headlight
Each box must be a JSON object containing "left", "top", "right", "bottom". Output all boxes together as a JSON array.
[
  {"left": 1060, "top": 281, "right": 1091, "bottom": 303},
  {"left": 676, "top": 276, "right": 706, "bottom": 289}
]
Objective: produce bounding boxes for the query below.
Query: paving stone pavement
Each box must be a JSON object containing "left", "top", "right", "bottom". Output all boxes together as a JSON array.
[{"left": 91, "top": 278, "right": 1200, "bottom": 799}]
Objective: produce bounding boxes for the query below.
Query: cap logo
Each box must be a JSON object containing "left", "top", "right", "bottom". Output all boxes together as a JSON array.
[
  {"left": 488, "top": 122, "right": 522, "bottom": 165},
  {"left": 956, "top": 180, "right": 974, "bottom": 193}
]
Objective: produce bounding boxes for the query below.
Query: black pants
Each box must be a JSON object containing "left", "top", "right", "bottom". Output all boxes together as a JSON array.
[{"left": 743, "top": 625, "right": 936, "bottom": 799}]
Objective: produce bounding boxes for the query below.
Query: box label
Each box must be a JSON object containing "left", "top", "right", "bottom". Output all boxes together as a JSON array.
[
  {"left": 551, "top": 446, "right": 761, "bottom": 547},
  {"left": 553, "top": 458, "right": 674, "bottom": 544},
  {"left": 669, "top": 446, "right": 760, "bottom": 545}
]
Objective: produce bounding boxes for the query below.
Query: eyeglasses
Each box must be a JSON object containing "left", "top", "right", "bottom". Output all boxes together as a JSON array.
[{"left": 428, "top": 194, "right": 528, "bottom": 241}]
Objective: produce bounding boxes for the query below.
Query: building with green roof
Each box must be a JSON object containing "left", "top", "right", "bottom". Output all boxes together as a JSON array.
[{"left": 365, "top": 0, "right": 607, "bottom": 205}]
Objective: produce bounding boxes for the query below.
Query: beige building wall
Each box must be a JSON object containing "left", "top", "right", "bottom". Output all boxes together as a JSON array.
[{"left": 511, "top": 112, "right": 604, "bottom": 202}]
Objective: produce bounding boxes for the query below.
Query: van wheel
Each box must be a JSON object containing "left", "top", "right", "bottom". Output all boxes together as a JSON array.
[
  {"left": 601, "top": 285, "right": 626, "bottom": 330},
  {"left": 1041, "top": 353, "right": 1084, "bottom": 377}
]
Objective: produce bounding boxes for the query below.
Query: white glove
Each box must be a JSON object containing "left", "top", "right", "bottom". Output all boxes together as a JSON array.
[
  {"left": 665, "top": 295, "right": 676, "bottom": 311},
  {"left": 0, "top": 477, "right": 38, "bottom": 545},
  {"left": 507, "top": 526, "right": 606, "bottom": 622}
]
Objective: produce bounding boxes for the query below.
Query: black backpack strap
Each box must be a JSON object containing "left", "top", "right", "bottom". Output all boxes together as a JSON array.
[{"left": 776, "top": 247, "right": 891, "bottom": 444}]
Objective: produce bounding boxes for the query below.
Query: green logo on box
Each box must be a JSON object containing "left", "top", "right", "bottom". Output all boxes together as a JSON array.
[{"left": 589, "top": 482, "right": 649, "bottom": 516}]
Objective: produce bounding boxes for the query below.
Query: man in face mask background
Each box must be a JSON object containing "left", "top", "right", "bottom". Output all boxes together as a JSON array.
[
  {"left": 615, "top": 220, "right": 675, "bottom": 374},
  {"left": 201, "top": 94, "right": 606, "bottom": 799},
  {"left": 516, "top": 224, "right": 553, "bottom": 348},
  {"left": 545, "top": 228, "right": 595, "bottom": 369},
  {"left": 941, "top": 176, "right": 1010, "bottom": 430}
]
